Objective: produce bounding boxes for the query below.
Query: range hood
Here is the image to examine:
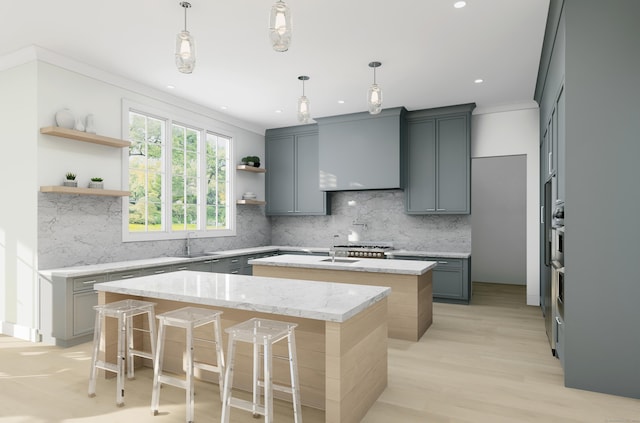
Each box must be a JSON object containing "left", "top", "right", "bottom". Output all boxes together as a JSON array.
[{"left": 316, "top": 107, "right": 406, "bottom": 191}]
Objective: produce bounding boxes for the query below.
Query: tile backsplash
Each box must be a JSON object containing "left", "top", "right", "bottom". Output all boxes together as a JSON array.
[
  {"left": 270, "top": 190, "right": 471, "bottom": 252},
  {"left": 38, "top": 189, "right": 469, "bottom": 269}
]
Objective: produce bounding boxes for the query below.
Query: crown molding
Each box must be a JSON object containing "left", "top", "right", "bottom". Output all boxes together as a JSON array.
[
  {"left": 472, "top": 101, "right": 540, "bottom": 115},
  {"left": 0, "top": 45, "right": 264, "bottom": 135}
]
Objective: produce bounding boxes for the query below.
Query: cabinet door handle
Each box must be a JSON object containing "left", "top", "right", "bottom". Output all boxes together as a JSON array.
[
  {"left": 548, "top": 151, "right": 553, "bottom": 173},
  {"left": 153, "top": 270, "right": 166, "bottom": 274},
  {"left": 82, "top": 280, "right": 98, "bottom": 285},
  {"left": 176, "top": 266, "right": 188, "bottom": 271},
  {"left": 121, "top": 274, "right": 136, "bottom": 279},
  {"left": 230, "top": 270, "right": 239, "bottom": 274},
  {"left": 437, "top": 208, "right": 446, "bottom": 211},
  {"left": 231, "top": 259, "right": 239, "bottom": 263},
  {"left": 438, "top": 261, "right": 448, "bottom": 264},
  {"left": 426, "top": 208, "right": 436, "bottom": 211},
  {"left": 541, "top": 206, "right": 544, "bottom": 224}
]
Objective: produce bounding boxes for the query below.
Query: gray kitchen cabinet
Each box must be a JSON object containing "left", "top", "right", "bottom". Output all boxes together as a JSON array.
[
  {"left": 141, "top": 265, "right": 173, "bottom": 276},
  {"left": 555, "top": 84, "right": 565, "bottom": 204},
  {"left": 393, "top": 255, "right": 471, "bottom": 304},
  {"left": 405, "top": 104, "right": 474, "bottom": 214},
  {"left": 265, "top": 124, "right": 329, "bottom": 215},
  {"left": 316, "top": 107, "right": 406, "bottom": 191},
  {"left": 107, "top": 269, "right": 142, "bottom": 280},
  {"left": 39, "top": 273, "right": 108, "bottom": 346}
]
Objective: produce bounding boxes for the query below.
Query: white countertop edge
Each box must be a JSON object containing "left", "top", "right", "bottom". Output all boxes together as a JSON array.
[
  {"left": 250, "top": 254, "right": 437, "bottom": 275},
  {"left": 94, "top": 271, "right": 391, "bottom": 323}
]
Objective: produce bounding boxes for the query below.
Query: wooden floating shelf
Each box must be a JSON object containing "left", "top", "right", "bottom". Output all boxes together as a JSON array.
[
  {"left": 40, "top": 186, "right": 130, "bottom": 197},
  {"left": 236, "top": 165, "right": 266, "bottom": 173},
  {"left": 40, "top": 126, "right": 131, "bottom": 148},
  {"left": 236, "top": 199, "right": 266, "bottom": 205}
]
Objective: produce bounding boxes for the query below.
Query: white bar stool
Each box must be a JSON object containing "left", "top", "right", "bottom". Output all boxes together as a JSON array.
[
  {"left": 221, "top": 318, "right": 302, "bottom": 423},
  {"left": 151, "top": 307, "right": 225, "bottom": 423},
  {"left": 88, "top": 299, "right": 157, "bottom": 406}
]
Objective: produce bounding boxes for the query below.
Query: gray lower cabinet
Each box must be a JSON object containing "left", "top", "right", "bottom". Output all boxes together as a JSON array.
[
  {"left": 394, "top": 255, "right": 471, "bottom": 304},
  {"left": 265, "top": 124, "right": 330, "bottom": 216},
  {"left": 405, "top": 104, "right": 474, "bottom": 214}
]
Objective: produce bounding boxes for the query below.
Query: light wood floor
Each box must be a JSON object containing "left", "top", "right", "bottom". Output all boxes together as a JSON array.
[{"left": 1, "top": 282, "right": 639, "bottom": 422}]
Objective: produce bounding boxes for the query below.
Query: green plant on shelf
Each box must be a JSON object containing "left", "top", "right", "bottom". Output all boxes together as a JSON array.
[
  {"left": 241, "top": 155, "right": 261, "bottom": 167},
  {"left": 90, "top": 177, "right": 103, "bottom": 182},
  {"left": 65, "top": 172, "right": 76, "bottom": 180}
]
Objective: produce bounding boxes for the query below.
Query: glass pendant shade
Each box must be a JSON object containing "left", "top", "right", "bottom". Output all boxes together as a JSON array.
[
  {"left": 297, "top": 75, "right": 310, "bottom": 123},
  {"left": 367, "top": 61, "right": 383, "bottom": 115},
  {"left": 175, "top": 30, "right": 196, "bottom": 74},
  {"left": 368, "top": 84, "right": 382, "bottom": 115},
  {"left": 298, "top": 95, "right": 310, "bottom": 123},
  {"left": 269, "top": 0, "right": 292, "bottom": 52}
]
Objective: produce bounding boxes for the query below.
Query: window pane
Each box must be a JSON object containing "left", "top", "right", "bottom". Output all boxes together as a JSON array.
[
  {"left": 128, "top": 107, "right": 232, "bottom": 238},
  {"left": 128, "top": 112, "right": 166, "bottom": 233}
]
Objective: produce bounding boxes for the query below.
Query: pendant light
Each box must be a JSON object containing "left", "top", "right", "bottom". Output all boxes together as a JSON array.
[
  {"left": 175, "top": 2, "right": 196, "bottom": 74},
  {"left": 367, "top": 61, "right": 383, "bottom": 115},
  {"left": 297, "top": 76, "right": 310, "bottom": 123},
  {"left": 269, "top": 0, "right": 292, "bottom": 52}
]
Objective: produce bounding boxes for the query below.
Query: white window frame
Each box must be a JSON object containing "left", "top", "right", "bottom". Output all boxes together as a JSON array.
[{"left": 121, "top": 99, "right": 236, "bottom": 242}]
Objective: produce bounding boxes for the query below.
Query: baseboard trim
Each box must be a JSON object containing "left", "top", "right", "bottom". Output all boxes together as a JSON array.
[{"left": 1, "top": 321, "right": 41, "bottom": 342}]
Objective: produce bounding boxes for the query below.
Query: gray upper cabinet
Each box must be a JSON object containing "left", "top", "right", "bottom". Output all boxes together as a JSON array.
[
  {"left": 265, "top": 124, "right": 329, "bottom": 216},
  {"left": 405, "top": 103, "right": 475, "bottom": 214},
  {"left": 316, "top": 107, "right": 406, "bottom": 191}
]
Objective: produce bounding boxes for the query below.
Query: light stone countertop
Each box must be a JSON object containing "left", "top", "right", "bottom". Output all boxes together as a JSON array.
[
  {"left": 94, "top": 270, "right": 390, "bottom": 323},
  {"left": 39, "top": 245, "right": 468, "bottom": 278},
  {"left": 250, "top": 254, "right": 437, "bottom": 275}
]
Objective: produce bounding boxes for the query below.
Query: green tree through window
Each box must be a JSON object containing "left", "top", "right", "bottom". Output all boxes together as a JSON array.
[{"left": 127, "top": 109, "right": 231, "bottom": 236}]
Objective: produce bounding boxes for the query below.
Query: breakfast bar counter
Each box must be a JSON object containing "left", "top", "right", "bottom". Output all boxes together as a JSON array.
[
  {"left": 94, "top": 270, "right": 390, "bottom": 423},
  {"left": 251, "top": 254, "right": 437, "bottom": 341}
]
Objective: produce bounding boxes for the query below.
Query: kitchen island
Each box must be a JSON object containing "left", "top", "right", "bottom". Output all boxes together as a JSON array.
[
  {"left": 94, "top": 271, "right": 390, "bottom": 423},
  {"left": 251, "top": 254, "right": 437, "bottom": 342}
]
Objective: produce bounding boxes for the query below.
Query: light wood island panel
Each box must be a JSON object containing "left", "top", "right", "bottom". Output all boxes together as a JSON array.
[{"left": 252, "top": 265, "right": 432, "bottom": 342}]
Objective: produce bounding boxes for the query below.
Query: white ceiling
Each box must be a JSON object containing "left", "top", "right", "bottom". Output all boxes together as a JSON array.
[{"left": 0, "top": 0, "right": 549, "bottom": 132}]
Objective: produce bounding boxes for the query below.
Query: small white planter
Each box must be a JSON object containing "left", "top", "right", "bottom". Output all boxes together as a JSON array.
[
  {"left": 63, "top": 180, "right": 77, "bottom": 187},
  {"left": 88, "top": 181, "right": 104, "bottom": 189}
]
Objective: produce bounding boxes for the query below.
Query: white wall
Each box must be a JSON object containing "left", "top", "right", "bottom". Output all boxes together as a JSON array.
[
  {"left": 471, "top": 107, "right": 540, "bottom": 305},
  {"left": 0, "top": 61, "right": 40, "bottom": 340}
]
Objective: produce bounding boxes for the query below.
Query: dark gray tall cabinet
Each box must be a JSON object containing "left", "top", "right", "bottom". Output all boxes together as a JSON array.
[
  {"left": 535, "top": 0, "right": 640, "bottom": 399},
  {"left": 264, "top": 124, "right": 330, "bottom": 216},
  {"left": 405, "top": 104, "right": 475, "bottom": 214}
]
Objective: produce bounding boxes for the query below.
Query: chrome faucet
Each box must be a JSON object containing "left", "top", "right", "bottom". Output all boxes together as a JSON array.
[{"left": 186, "top": 232, "right": 196, "bottom": 256}]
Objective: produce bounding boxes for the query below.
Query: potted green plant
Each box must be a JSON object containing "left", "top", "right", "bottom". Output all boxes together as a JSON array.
[
  {"left": 89, "top": 177, "right": 104, "bottom": 189},
  {"left": 64, "top": 172, "right": 77, "bottom": 187},
  {"left": 241, "top": 155, "right": 261, "bottom": 167},
  {"left": 249, "top": 156, "right": 261, "bottom": 167}
]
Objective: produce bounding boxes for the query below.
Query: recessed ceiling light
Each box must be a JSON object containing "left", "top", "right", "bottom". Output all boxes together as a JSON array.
[
  {"left": 338, "top": 100, "right": 345, "bottom": 104},
  {"left": 220, "top": 106, "right": 228, "bottom": 110},
  {"left": 275, "top": 109, "right": 283, "bottom": 114},
  {"left": 167, "top": 84, "right": 175, "bottom": 89},
  {"left": 474, "top": 78, "right": 484, "bottom": 84},
  {"left": 454, "top": 1, "right": 467, "bottom": 8}
]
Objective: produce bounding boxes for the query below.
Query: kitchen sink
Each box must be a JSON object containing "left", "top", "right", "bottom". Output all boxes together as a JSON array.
[{"left": 321, "top": 258, "right": 360, "bottom": 263}]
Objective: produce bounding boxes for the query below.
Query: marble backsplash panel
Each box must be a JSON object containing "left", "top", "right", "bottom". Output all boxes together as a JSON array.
[
  {"left": 37, "top": 193, "right": 271, "bottom": 269},
  {"left": 270, "top": 190, "right": 471, "bottom": 252}
]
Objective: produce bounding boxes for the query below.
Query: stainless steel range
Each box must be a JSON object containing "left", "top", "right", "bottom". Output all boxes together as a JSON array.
[{"left": 332, "top": 242, "right": 394, "bottom": 259}]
